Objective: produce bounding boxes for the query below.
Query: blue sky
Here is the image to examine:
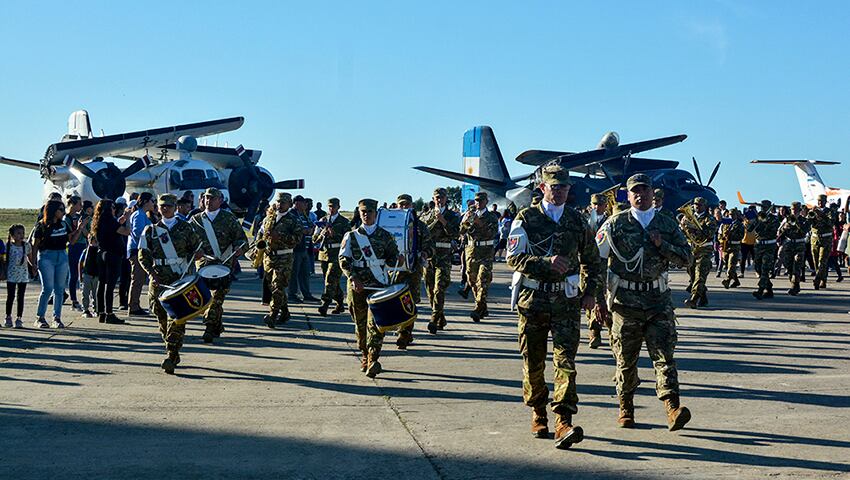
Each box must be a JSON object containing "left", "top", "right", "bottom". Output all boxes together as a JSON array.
[{"left": 1, "top": 1, "right": 848, "bottom": 209}]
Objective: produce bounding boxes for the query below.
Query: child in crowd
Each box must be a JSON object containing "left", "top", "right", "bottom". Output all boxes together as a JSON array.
[
  {"left": 5, "top": 225, "right": 31, "bottom": 328},
  {"left": 80, "top": 233, "right": 100, "bottom": 318}
]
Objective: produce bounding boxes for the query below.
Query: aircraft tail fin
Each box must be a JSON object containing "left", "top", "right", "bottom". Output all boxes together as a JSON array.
[
  {"left": 751, "top": 159, "right": 839, "bottom": 206},
  {"left": 463, "top": 126, "right": 511, "bottom": 184},
  {"left": 65, "top": 110, "right": 92, "bottom": 141}
]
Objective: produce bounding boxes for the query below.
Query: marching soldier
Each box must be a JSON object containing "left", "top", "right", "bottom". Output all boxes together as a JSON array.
[
  {"left": 314, "top": 198, "right": 350, "bottom": 316},
  {"left": 583, "top": 193, "right": 609, "bottom": 348},
  {"left": 339, "top": 199, "right": 400, "bottom": 377},
  {"left": 507, "top": 165, "right": 602, "bottom": 449},
  {"left": 809, "top": 194, "right": 835, "bottom": 289},
  {"left": 138, "top": 194, "right": 203, "bottom": 374},
  {"left": 720, "top": 208, "right": 745, "bottom": 289},
  {"left": 460, "top": 191, "right": 499, "bottom": 322},
  {"left": 394, "top": 194, "right": 433, "bottom": 348},
  {"left": 596, "top": 173, "right": 693, "bottom": 431},
  {"left": 653, "top": 188, "right": 676, "bottom": 221},
  {"left": 747, "top": 199, "right": 781, "bottom": 299},
  {"left": 421, "top": 188, "right": 461, "bottom": 334},
  {"left": 681, "top": 197, "right": 717, "bottom": 308},
  {"left": 189, "top": 187, "right": 248, "bottom": 343},
  {"left": 777, "top": 201, "right": 809, "bottom": 295},
  {"left": 261, "top": 192, "right": 303, "bottom": 328}
]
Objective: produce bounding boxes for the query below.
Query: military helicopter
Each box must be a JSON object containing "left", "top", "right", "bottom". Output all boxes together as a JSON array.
[
  {"left": 0, "top": 110, "right": 304, "bottom": 225},
  {"left": 414, "top": 126, "right": 720, "bottom": 210}
]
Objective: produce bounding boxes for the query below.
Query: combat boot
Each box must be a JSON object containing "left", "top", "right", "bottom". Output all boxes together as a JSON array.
[
  {"left": 730, "top": 279, "right": 741, "bottom": 288},
  {"left": 331, "top": 302, "right": 345, "bottom": 315},
  {"left": 202, "top": 324, "right": 217, "bottom": 343},
  {"left": 697, "top": 293, "right": 708, "bottom": 307},
  {"left": 365, "top": 353, "right": 382, "bottom": 378},
  {"left": 396, "top": 332, "right": 412, "bottom": 350},
  {"left": 427, "top": 320, "right": 438, "bottom": 334},
  {"left": 531, "top": 406, "right": 549, "bottom": 438},
  {"left": 481, "top": 307, "right": 490, "bottom": 318},
  {"left": 553, "top": 413, "right": 583, "bottom": 450},
  {"left": 317, "top": 301, "right": 330, "bottom": 317},
  {"left": 588, "top": 329, "right": 601, "bottom": 349},
  {"left": 763, "top": 287, "right": 774, "bottom": 299},
  {"left": 813, "top": 279, "right": 820, "bottom": 290},
  {"left": 788, "top": 282, "right": 800, "bottom": 296},
  {"left": 752, "top": 288, "right": 764, "bottom": 300},
  {"left": 683, "top": 296, "right": 697, "bottom": 309},
  {"left": 277, "top": 306, "right": 290, "bottom": 325},
  {"left": 721, "top": 279, "right": 730, "bottom": 289},
  {"left": 437, "top": 315, "right": 447, "bottom": 330},
  {"left": 160, "top": 352, "right": 179, "bottom": 375},
  {"left": 663, "top": 395, "right": 691, "bottom": 431},
  {"left": 263, "top": 312, "right": 277, "bottom": 329},
  {"left": 617, "top": 394, "right": 635, "bottom": 428},
  {"left": 469, "top": 308, "right": 482, "bottom": 323}
]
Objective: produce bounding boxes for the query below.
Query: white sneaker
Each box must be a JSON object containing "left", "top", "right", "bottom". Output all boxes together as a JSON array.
[
  {"left": 34, "top": 318, "right": 50, "bottom": 329},
  {"left": 52, "top": 318, "right": 65, "bottom": 329}
]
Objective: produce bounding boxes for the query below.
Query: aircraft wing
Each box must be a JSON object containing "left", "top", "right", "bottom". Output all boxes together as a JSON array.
[
  {"left": 516, "top": 134, "right": 687, "bottom": 167},
  {"left": 116, "top": 144, "right": 261, "bottom": 169},
  {"left": 751, "top": 159, "right": 841, "bottom": 165},
  {"left": 43, "top": 117, "right": 245, "bottom": 165},
  {"left": 0, "top": 156, "right": 42, "bottom": 171},
  {"left": 515, "top": 150, "right": 575, "bottom": 166},
  {"left": 413, "top": 166, "right": 509, "bottom": 189}
]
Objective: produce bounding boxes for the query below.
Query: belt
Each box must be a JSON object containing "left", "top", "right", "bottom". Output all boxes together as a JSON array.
[
  {"left": 323, "top": 243, "right": 341, "bottom": 249},
  {"left": 620, "top": 278, "right": 665, "bottom": 291},
  {"left": 757, "top": 239, "right": 777, "bottom": 245},
  {"left": 474, "top": 240, "right": 494, "bottom": 247},
  {"left": 727, "top": 241, "right": 741, "bottom": 245},
  {"left": 154, "top": 258, "right": 185, "bottom": 266},
  {"left": 270, "top": 248, "right": 294, "bottom": 255},
  {"left": 787, "top": 238, "right": 806, "bottom": 243},
  {"left": 819, "top": 232, "right": 833, "bottom": 238},
  {"left": 435, "top": 242, "right": 452, "bottom": 248},
  {"left": 522, "top": 278, "right": 568, "bottom": 292},
  {"left": 696, "top": 241, "right": 714, "bottom": 248},
  {"left": 352, "top": 259, "right": 386, "bottom": 267}
]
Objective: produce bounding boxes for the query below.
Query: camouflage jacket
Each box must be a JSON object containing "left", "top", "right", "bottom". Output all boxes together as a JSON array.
[
  {"left": 138, "top": 219, "right": 202, "bottom": 285},
  {"left": 777, "top": 215, "right": 808, "bottom": 241},
  {"left": 189, "top": 209, "right": 249, "bottom": 267},
  {"left": 655, "top": 206, "right": 677, "bottom": 222},
  {"left": 809, "top": 208, "right": 836, "bottom": 236},
  {"left": 262, "top": 209, "right": 303, "bottom": 261},
  {"left": 600, "top": 209, "right": 691, "bottom": 310},
  {"left": 460, "top": 209, "right": 499, "bottom": 253},
  {"left": 420, "top": 207, "right": 460, "bottom": 260},
  {"left": 339, "top": 225, "right": 399, "bottom": 287},
  {"left": 746, "top": 213, "right": 781, "bottom": 242},
  {"left": 411, "top": 218, "right": 434, "bottom": 270},
  {"left": 508, "top": 203, "right": 602, "bottom": 298},
  {"left": 583, "top": 210, "right": 609, "bottom": 233},
  {"left": 719, "top": 220, "right": 745, "bottom": 252},
  {"left": 682, "top": 211, "right": 717, "bottom": 247},
  {"left": 312, "top": 213, "right": 351, "bottom": 262}
]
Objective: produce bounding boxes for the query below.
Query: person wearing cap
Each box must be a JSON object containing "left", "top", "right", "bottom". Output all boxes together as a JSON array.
[
  {"left": 460, "top": 191, "right": 500, "bottom": 322},
  {"left": 506, "top": 165, "right": 601, "bottom": 449},
  {"left": 582, "top": 193, "right": 610, "bottom": 348},
  {"left": 746, "top": 199, "right": 781, "bottom": 299},
  {"left": 313, "top": 197, "right": 351, "bottom": 317},
  {"left": 421, "top": 187, "right": 461, "bottom": 333},
  {"left": 339, "top": 198, "right": 400, "bottom": 377},
  {"left": 127, "top": 192, "right": 156, "bottom": 316},
  {"left": 138, "top": 194, "right": 203, "bottom": 374},
  {"left": 595, "top": 173, "right": 692, "bottom": 432},
  {"left": 680, "top": 197, "right": 717, "bottom": 308},
  {"left": 260, "top": 192, "right": 304, "bottom": 327},
  {"left": 776, "top": 201, "right": 809, "bottom": 295},
  {"left": 288, "top": 194, "right": 319, "bottom": 303},
  {"left": 809, "top": 193, "right": 836, "bottom": 289},
  {"left": 189, "top": 187, "right": 249, "bottom": 343},
  {"left": 719, "top": 208, "right": 745, "bottom": 289},
  {"left": 393, "top": 193, "right": 434, "bottom": 348},
  {"left": 653, "top": 188, "right": 675, "bottom": 221}
]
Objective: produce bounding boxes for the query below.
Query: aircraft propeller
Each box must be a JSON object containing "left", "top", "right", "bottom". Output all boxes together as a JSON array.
[
  {"left": 65, "top": 154, "right": 152, "bottom": 200},
  {"left": 692, "top": 156, "right": 721, "bottom": 188},
  {"left": 228, "top": 145, "right": 306, "bottom": 228}
]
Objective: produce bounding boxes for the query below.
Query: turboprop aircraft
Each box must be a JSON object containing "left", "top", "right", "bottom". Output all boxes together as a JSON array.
[{"left": 414, "top": 126, "right": 720, "bottom": 210}]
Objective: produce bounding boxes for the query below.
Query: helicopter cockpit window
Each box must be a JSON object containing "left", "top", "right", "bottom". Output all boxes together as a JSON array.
[{"left": 179, "top": 169, "right": 224, "bottom": 190}]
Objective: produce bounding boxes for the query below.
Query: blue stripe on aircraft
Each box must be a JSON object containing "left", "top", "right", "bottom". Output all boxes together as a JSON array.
[{"left": 463, "top": 127, "right": 482, "bottom": 158}]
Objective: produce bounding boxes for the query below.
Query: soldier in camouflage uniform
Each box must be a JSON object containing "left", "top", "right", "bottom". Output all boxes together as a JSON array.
[
  {"left": 681, "top": 197, "right": 718, "bottom": 308},
  {"left": 596, "top": 173, "right": 693, "bottom": 431},
  {"left": 746, "top": 200, "right": 781, "bottom": 299},
  {"left": 777, "top": 201, "right": 809, "bottom": 295},
  {"left": 583, "top": 193, "right": 609, "bottom": 349},
  {"left": 339, "top": 199, "right": 400, "bottom": 377},
  {"left": 421, "top": 188, "right": 461, "bottom": 334},
  {"left": 460, "top": 191, "right": 499, "bottom": 322},
  {"left": 261, "top": 192, "right": 304, "bottom": 328},
  {"left": 314, "top": 197, "right": 351, "bottom": 316},
  {"left": 138, "top": 194, "right": 203, "bottom": 374},
  {"left": 720, "top": 208, "right": 745, "bottom": 289},
  {"left": 809, "top": 194, "right": 835, "bottom": 290},
  {"left": 394, "top": 194, "right": 434, "bottom": 349},
  {"left": 653, "top": 188, "right": 676, "bottom": 221},
  {"left": 189, "top": 187, "right": 249, "bottom": 343},
  {"left": 507, "top": 165, "right": 602, "bottom": 449}
]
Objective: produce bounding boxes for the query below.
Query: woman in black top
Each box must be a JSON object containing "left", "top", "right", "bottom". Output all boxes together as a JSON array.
[
  {"left": 91, "top": 199, "right": 130, "bottom": 324},
  {"left": 32, "top": 200, "right": 83, "bottom": 328}
]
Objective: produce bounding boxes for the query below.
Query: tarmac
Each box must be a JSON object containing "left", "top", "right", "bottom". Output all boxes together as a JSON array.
[{"left": 1, "top": 261, "right": 849, "bottom": 479}]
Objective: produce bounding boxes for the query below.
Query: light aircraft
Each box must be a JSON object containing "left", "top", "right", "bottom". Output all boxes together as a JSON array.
[
  {"left": 0, "top": 110, "right": 304, "bottom": 226},
  {"left": 414, "top": 126, "right": 720, "bottom": 210},
  {"left": 747, "top": 160, "right": 849, "bottom": 209}
]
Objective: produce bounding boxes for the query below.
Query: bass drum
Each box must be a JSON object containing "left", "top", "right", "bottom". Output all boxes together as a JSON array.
[
  {"left": 158, "top": 274, "right": 213, "bottom": 325},
  {"left": 199, "top": 264, "right": 232, "bottom": 291},
  {"left": 367, "top": 283, "right": 417, "bottom": 333},
  {"left": 376, "top": 207, "right": 418, "bottom": 272}
]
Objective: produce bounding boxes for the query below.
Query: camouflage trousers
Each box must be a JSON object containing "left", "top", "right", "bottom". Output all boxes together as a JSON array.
[
  {"left": 466, "top": 248, "right": 494, "bottom": 311},
  {"left": 320, "top": 259, "right": 344, "bottom": 305},
  {"left": 686, "top": 248, "right": 713, "bottom": 299},
  {"left": 150, "top": 281, "right": 186, "bottom": 354},
  {"left": 204, "top": 287, "right": 229, "bottom": 331},
  {"left": 425, "top": 254, "right": 452, "bottom": 324},
  {"left": 264, "top": 255, "right": 292, "bottom": 318},
  {"left": 611, "top": 304, "right": 679, "bottom": 399},
  {"left": 753, "top": 244, "right": 778, "bottom": 290},
  {"left": 812, "top": 236, "right": 833, "bottom": 283},
  {"left": 518, "top": 294, "right": 582, "bottom": 415},
  {"left": 782, "top": 241, "right": 807, "bottom": 284},
  {"left": 347, "top": 284, "right": 387, "bottom": 358},
  {"left": 585, "top": 292, "right": 606, "bottom": 337},
  {"left": 724, "top": 247, "right": 740, "bottom": 282}
]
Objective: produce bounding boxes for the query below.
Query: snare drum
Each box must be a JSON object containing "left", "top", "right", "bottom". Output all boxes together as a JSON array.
[
  {"left": 376, "top": 208, "right": 418, "bottom": 272},
  {"left": 367, "top": 283, "right": 417, "bottom": 333},
  {"left": 199, "top": 264, "right": 232, "bottom": 290},
  {"left": 158, "top": 274, "right": 213, "bottom": 324}
]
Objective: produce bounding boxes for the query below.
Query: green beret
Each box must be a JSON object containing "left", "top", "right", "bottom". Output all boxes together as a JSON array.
[
  {"left": 626, "top": 173, "right": 652, "bottom": 190},
  {"left": 157, "top": 193, "right": 177, "bottom": 206},
  {"left": 203, "top": 187, "right": 223, "bottom": 199},
  {"left": 358, "top": 198, "right": 378, "bottom": 211},
  {"left": 433, "top": 188, "right": 447, "bottom": 197},
  {"left": 541, "top": 165, "right": 571, "bottom": 185},
  {"left": 327, "top": 197, "right": 340, "bottom": 208},
  {"left": 590, "top": 193, "right": 606, "bottom": 205},
  {"left": 474, "top": 191, "right": 488, "bottom": 201},
  {"left": 653, "top": 188, "right": 664, "bottom": 198},
  {"left": 397, "top": 194, "right": 413, "bottom": 204}
]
